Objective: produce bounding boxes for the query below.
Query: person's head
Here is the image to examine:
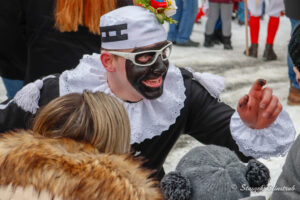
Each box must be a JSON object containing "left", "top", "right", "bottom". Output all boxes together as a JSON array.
[
  {"left": 161, "top": 145, "right": 270, "bottom": 200},
  {"left": 99, "top": 6, "right": 172, "bottom": 102},
  {"left": 32, "top": 91, "right": 130, "bottom": 154},
  {"left": 289, "top": 24, "right": 300, "bottom": 85},
  {"left": 54, "top": 0, "right": 117, "bottom": 34}
]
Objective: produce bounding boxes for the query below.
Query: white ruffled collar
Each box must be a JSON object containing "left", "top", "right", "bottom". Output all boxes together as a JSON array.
[{"left": 60, "top": 53, "right": 186, "bottom": 144}]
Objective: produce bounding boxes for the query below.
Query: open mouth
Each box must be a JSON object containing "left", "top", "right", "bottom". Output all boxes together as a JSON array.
[{"left": 142, "top": 76, "right": 163, "bottom": 88}]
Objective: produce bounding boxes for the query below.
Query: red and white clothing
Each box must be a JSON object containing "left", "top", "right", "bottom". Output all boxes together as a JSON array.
[
  {"left": 247, "top": 0, "right": 284, "bottom": 17},
  {"left": 247, "top": 0, "right": 284, "bottom": 45}
]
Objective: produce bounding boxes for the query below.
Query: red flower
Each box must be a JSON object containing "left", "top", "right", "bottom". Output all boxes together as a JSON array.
[{"left": 150, "top": 0, "right": 167, "bottom": 9}]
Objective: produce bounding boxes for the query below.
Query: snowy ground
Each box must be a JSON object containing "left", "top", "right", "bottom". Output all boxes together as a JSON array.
[
  {"left": 162, "top": 15, "right": 300, "bottom": 198},
  {"left": 0, "top": 13, "right": 299, "bottom": 199}
]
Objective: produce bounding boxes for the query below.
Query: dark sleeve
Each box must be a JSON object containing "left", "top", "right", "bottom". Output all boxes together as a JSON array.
[
  {"left": 0, "top": 75, "right": 59, "bottom": 133},
  {"left": 182, "top": 69, "right": 252, "bottom": 162},
  {"left": 38, "top": 75, "right": 60, "bottom": 107},
  {"left": 0, "top": 0, "right": 26, "bottom": 79},
  {"left": 0, "top": 99, "right": 32, "bottom": 133}
]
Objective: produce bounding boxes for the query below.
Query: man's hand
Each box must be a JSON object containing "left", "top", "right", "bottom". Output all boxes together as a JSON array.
[{"left": 237, "top": 79, "right": 282, "bottom": 129}]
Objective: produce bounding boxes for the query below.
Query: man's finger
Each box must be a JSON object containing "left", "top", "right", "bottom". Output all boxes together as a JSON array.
[
  {"left": 262, "top": 95, "right": 278, "bottom": 118},
  {"left": 238, "top": 94, "right": 249, "bottom": 108},
  {"left": 270, "top": 103, "right": 283, "bottom": 119},
  {"left": 250, "top": 79, "right": 267, "bottom": 93},
  {"left": 260, "top": 87, "right": 273, "bottom": 109}
]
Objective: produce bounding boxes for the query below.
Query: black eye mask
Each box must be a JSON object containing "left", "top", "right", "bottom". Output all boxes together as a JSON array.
[{"left": 125, "top": 56, "right": 169, "bottom": 99}]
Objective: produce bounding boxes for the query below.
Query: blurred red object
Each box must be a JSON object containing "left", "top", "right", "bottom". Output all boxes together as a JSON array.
[
  {"left": 195, "top": 6, "right": 205, "bottom": 23},
  {"left": 150, "top": 0, "right": 167, "bottom": 9}
]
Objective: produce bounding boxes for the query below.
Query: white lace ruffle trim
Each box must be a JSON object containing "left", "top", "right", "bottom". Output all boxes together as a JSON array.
[
  {"left": 0, "top": 75, "right": 56, "bottom": 114},
  {"left": 184, "top": 67, "right": 225, "bottom": 99},
  {"left": 230, "top": 110, "right": 296, "bottom": 159},
  {"left": 59, "top": 53, "right": 186, "bottom": 144}
]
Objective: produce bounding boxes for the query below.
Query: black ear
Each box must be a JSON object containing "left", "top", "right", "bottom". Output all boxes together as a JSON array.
[
  {"left": 245, "top": 160, "right": 270, "bottom": 190},
  {"left": 161, "top": 171, "right": 191, "bottom": 200}
]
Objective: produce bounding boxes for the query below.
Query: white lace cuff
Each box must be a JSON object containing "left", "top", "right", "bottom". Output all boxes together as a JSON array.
[{"left": 230, "top": 110, "right": 296, "bottom": 159}]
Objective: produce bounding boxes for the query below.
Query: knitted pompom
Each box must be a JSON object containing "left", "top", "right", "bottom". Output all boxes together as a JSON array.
[
  {"left": 161, "top": 171, "right": 191, "bottom": 200},
  {"left": 245, "top": 159, "right": 270, "bottom": 190}
]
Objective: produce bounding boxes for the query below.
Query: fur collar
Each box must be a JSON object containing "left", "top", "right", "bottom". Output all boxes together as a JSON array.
[{"left": 0, "top": 131, "right": 163, "bottom": 200}]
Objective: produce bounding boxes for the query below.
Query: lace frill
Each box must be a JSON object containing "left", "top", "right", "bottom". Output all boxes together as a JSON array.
[
  {"left": 184, "top": 67, "right": 225, "bottom": 99},
  {"left": 230, "top": 110, "right": 296, "bottom": 159},
  {"left": 59, "top": 53, "right": 186, "bottom": 144}
]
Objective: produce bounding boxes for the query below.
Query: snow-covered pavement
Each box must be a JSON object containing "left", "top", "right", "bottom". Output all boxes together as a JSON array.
[{"left": 0, "top": 14, "right": 299, "bottom": 199}]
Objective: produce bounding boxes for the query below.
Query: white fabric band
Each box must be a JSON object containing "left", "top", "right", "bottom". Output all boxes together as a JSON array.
[
  {"left": 100, "top": 6, "right": 167, "bottom": 50},
  {"left": 230, "top": 110, "right": 296, "bottom": 159}
]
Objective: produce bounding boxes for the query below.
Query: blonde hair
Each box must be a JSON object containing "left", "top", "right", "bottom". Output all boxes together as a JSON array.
[
  {"left": 54, "top": 0, "right": 117, "bottom": 35},
  {"left": 32, "top": 91, "right": 130, "bottom": 154}
]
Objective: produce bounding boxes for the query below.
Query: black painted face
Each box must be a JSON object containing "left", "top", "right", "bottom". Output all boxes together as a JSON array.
[{"left": 125, "top": 42, "right": 169, "bottom": 99}]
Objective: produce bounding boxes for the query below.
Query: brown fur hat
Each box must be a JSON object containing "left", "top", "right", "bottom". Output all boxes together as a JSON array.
[{"left": 0, "top": 130, "right": 163, "bottom": 200}]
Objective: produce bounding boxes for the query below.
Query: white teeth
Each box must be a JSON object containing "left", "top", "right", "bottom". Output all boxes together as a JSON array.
[
  {"left": 149, "top": 78, "right": 160, "bottom": 82},
  {"left": 142, "top": 77, "right": 162, "bottom": 86}
]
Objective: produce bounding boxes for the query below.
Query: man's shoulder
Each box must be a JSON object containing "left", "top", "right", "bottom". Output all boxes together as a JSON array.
[
  {"left": 39, "top": 75, "right": 60, "bottom": 107},
  {"left": 174, "top": 66, "right": 225, "bottom": 100},
  {"left": 177, "top": 67, "right": 194, "bottom": 79},
  {"left": 174, "top": 66, "right": 205, "bottom": 90}
]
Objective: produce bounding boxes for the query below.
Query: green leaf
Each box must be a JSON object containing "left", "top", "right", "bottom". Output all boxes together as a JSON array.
[
  {"left": 137, "top": 0, "right": 176, "bottom": 25},
  {"left": 156, "top": 14, "right": 165, "bottom": 24},
  {"left": 157, "top": 7, "right": 165, "bottom": 12},
  {"left": 148, "top": 6, "right": 158, "bottom": 14}
]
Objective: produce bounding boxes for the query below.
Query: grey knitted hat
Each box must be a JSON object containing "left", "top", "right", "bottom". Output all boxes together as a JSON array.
[{"left": 161, "top": 145, "right": 270, "bottom": 200}]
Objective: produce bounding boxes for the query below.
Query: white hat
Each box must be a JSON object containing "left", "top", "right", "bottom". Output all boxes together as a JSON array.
[{"left": 100, "top": 6, "right": 167, "bottom": 50}]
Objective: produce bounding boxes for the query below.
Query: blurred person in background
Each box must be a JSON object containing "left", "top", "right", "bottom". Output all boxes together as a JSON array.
[
  {"left": 284, "top": 0, "right": 300, "bottom": 105},
  {"left": 237, "top": 0, "right": 245, "bottom": 25},
  {"left": 0, "top": 0, "right": 135, "bottom": 89},
  {"left": 236, "top": 0, "right": 264, "bottom": 25},
  {"left": 0, "top": 0, "right": 26, "bottom": 98},
  {"left": 272, "top": 25, "right": 300, "bottom": 196},
  {"left": 167, "top": 0, "right": 200, "bottom": 47},
  {"left": 246, "top": 0, "right": 284, "bottom": 61},
  {"left": 204, "top": 0, "right": 234, "bottom": 50},
  {"left": 195, "top": 0, "right": 209, "bottom": 24}
]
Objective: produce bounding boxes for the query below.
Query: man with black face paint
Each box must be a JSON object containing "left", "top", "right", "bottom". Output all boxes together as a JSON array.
[
  {"left": 0, "top": 6, "right": 296, "bottom": 180},
  {"left": 102, "top": 41, "right": 171, "bottom": 101},
  {"left": 125, "top": 44, "right": 169, "bottom": 100}
]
